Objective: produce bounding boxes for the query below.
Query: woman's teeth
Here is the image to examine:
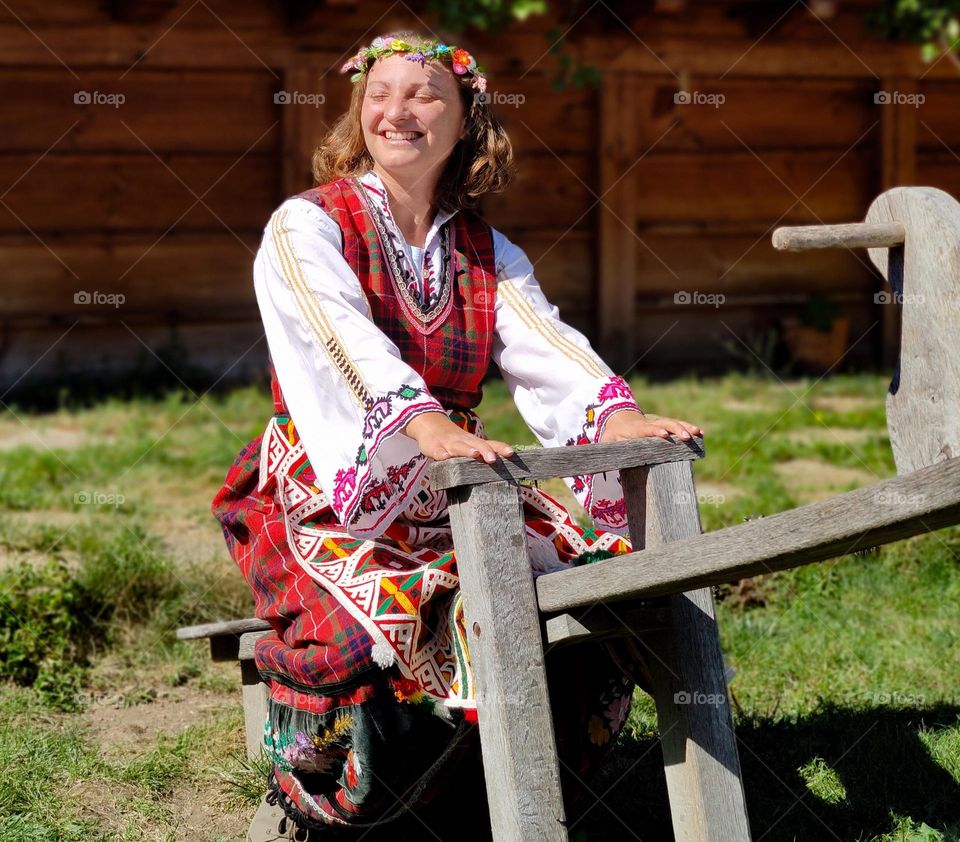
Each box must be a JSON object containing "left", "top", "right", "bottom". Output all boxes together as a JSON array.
[{"left": 383, "top": 131, "right": 422, "bottom": 140}]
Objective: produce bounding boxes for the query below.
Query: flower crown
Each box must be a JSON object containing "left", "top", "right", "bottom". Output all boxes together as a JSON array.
[{"left": 340, "top": 35, "right": 488, "bottom": 93}]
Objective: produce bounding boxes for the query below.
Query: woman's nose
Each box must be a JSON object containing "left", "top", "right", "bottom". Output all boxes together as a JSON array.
[{"left": 384, "top": 96, "right": 410, "bottom": 121}]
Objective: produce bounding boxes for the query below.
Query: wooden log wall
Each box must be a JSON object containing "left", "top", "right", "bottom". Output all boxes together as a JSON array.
[{"left": 0, "top": 0, "right": 959, "bottom": 392}]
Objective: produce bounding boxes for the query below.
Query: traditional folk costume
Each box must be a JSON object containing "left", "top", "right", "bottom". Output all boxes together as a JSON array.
[{"left": 213, "top": 34, "right": 648, "bottom": 838}]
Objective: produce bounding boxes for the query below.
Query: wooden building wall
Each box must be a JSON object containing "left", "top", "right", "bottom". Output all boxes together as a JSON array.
[{"left": 0, "top": 0, "right": 959, "bottom": 393}]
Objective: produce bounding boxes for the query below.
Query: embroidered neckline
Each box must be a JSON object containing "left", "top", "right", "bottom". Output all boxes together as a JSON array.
[{"left": 351, "top": 171, "right": 458, "bottom": 335}]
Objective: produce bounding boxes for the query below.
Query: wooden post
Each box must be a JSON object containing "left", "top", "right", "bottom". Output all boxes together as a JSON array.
[
  {"left": 864, "top": 186, "right": 960, "bottom": 475},
  {"left": 447, "top": 481, "right": 568, "bottom": 842},
  {"left": 280, "top": 56, "right": 330, "bottom": 196},
  {"left": 621, "top": 461, "right": 751, "bottom": 841},
  {"left": 598, "top": 72, "right": 641, "bottom": 371},
  {"left": 878, "top": 77, "right": 918, "bottom": 369},
  {"left": 239, "top": 631, "right": 271, "bottom": 761}
]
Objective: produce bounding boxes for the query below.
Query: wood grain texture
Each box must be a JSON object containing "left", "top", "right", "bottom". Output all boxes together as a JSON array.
[
  {"left": 772, "top": 222, "right": 905, "bottom": 252},
  {"left": 447, "top": 481, "right": 567, "bottom": 842},
  {"left": 538, "top": 455, "right": 960, "bottom": 612},
  {"left": 177, "top": 617, "right": 271, "bottom": 640},
  {"left": 622, "top": 462, "right": 751, "bottom": 841},
  {"left": 543, "top": 602, "right": 672, "bottom": 647},
  {"left": 865, "top": 187, "right": 960, "bottom": 474},
  {"left": 240, "top": 656, "right": 270, "bottom": 761},
  {"left": 429, "top": 436, "right": 704, "bottom": 490}
]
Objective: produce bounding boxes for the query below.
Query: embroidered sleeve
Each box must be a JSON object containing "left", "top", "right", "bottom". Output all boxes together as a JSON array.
[
  {"left": 254, "top": 197, "right": 444, "bottom": 538},
  {"left": 490, "top": 229, "right": 643, "bottom": 533}
]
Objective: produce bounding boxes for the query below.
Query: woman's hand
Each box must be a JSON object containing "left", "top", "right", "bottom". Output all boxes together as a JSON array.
[
  {"left": 404, "top": 411, "right": 515, "bottom": 464},
  {"left": 600, "top": 408, "right": 703, "bottom": 443}
]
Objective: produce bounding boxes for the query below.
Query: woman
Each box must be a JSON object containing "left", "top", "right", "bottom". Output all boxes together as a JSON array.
[{"left": 213, "top": 32, "right": 703, "bottom": 839}]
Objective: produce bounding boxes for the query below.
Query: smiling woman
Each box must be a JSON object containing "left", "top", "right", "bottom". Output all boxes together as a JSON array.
[{"left": 211, "top": 29, "right": 701, "bottom": 839}]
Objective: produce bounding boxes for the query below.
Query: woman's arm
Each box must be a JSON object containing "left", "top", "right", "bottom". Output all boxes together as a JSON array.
[
  {"left": 255, "top": 197, "right": 448, "bottom": 537},
  {"left": 489, "top": 228, "right": 702, "bottom": 531}
]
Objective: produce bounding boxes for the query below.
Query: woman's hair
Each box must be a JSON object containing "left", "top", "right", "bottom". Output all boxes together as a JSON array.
[{"left": 311, "top": 32, "right": 516, "bottom": 214}]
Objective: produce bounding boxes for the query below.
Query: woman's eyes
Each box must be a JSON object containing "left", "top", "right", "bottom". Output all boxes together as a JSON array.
[{"left": 367, "top": 93, "right": 436, "bottom": 103}]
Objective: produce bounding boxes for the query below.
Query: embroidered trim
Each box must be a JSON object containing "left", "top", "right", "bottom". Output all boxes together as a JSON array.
[
  {"left": 351, "top": 176, "right": 455, "bottom": 333},
  {"left": 270, "top": 207, "right": 373, "bottom": 406},
  {"left": 498, "top": 279, "right": 608, "bottom": 378}
]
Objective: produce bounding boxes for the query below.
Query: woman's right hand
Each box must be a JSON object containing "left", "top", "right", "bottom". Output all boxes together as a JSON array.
[{"left": 404, "top": 411, "right": 514, "bottom": 464}]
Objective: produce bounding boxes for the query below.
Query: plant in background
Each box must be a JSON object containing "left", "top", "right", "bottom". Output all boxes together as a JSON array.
[
  {"left": 427, "top": 0, "right": 547, "bottom": 32},
  {"left": 798, "top": 292, "right": 842, "bottom": 333},
  {"left": 869, "top": 0, "right": 960, "bottom": 68},
  {"left": 428, "top": 0, "right": 603, "bottom": 90}
]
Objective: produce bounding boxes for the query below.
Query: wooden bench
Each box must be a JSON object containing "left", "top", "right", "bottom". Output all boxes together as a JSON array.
[{"left": 181, "top": 186, "right": 960, "bottom": 841}]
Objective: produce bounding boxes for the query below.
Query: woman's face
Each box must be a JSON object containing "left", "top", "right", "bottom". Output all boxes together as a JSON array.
[{"left": 361, "top": 54, "right": 467, "bottom": 184}]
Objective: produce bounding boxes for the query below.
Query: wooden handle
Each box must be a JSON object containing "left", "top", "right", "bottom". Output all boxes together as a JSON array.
[{"left": 772, "top": 221, "right": 905, "bottom": 252}]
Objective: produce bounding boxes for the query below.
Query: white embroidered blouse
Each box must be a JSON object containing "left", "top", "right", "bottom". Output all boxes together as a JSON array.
[{"left": 254, "top": 169, "right": 641, "bottom": 538}]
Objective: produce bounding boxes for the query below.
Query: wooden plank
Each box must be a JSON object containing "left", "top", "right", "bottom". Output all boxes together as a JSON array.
[
  {"left": 537, "top": 455, "right": 960, "bottom": 612},
  {"left": 446, "top": 481, "right": 566, "bottom": 842},
  {"left": 177, "top": 617, "right": 271, "bottom": 640},
  {"left": 0, "top": 236, "right": 258, "bottom": 318},
  {"left": 633, "top": 150, "right": 873, "bottom": 225},
  {"left": 917, "top": 81, "right": 960, "bottom": 149},
  {"left": 622, "top": 461, "right": 750, "bottom": 841},
  {"left": 238, "top": 630, "right": 272, "bottom": 661},
  {"left": 582, "top": 35, "right": 960, "bottom": 80},
  {"left": 0, "top": 68, "right": 280, "bottom": 153},
  {"left": 864, "top": 187, "right": 960, "bottom": 474},
  {"left": 429, "top": 435, "right": 704, "bottom": 491},
  {"left": 597, "top": 71, "right": 640, "bottom": 370},
  {"left": 484, "top": 153, "right": 595, "bottom": 233},
  {"left": 513, "top": 231, "right": 593, "bottom": 315},
  {"left": 772, "top": 222, "right": 905, "bottom": 252},
  {"left": 634, "top": 77, "right": 876, "bottom": 152},
  {"left": 0, "top": 152, "right": 279, "bottom": 233},
  {"left": 543, "top": 602, "right": 671, "bottom": 647},
  {"left": 0, "top": 318, "right": 268, "bottom": 395},
  {"left": 280, "top": 57, "right": 330, "bottom": 196},
  {"left": 634, "top": 230, "right": 876, "bottom": 297}
]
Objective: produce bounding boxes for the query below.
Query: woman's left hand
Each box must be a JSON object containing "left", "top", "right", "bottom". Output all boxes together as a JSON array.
[{"left": 599, "top": 409, "right": 703, "bottom": 443}]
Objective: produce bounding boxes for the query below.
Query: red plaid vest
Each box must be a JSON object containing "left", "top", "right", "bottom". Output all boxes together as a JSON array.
[{"left": 270, "top": 176, "right": 498, "bottom": 414}]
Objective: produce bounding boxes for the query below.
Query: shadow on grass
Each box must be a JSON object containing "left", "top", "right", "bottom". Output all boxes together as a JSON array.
[{"left": 579, "top": 703, "right": 960, "bottom": 842}]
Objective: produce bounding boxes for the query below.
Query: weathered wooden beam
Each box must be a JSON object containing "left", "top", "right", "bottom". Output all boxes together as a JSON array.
[
  {"left": 623, "top": 461, "right": 751, "bottom": 841},
  {"left": 538, "top": 456, "right": 960, "bottom": 612},
  {"left": 865, "top": 187, "right": 960, "bottom": 475},
  {"left": 772, "top": 222, "right": 905, "bottom": 252},
  {"left": 447, "top": 481, "right": 567, "bottom": 842},
  {"left": 177, "top": 617, "right": 271, "bottom": 640},
  {"left": 543, "top": 601, "right": 671, "bottom": 647},
  {"left": 240, "top": 632, "right": 271, "bottom": 761},
  {"left": 429, "top": 435, "right": 704, "bottom": 490}
]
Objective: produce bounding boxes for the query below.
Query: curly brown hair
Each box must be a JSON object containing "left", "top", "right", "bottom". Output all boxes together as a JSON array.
[{"left": 311, "top": 32, "right": 516, "bottom": 214}]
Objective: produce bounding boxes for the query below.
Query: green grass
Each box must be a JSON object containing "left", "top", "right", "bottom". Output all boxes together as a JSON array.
[{"left": 1, "top": 372, "right": 958, "bottom": 841}]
